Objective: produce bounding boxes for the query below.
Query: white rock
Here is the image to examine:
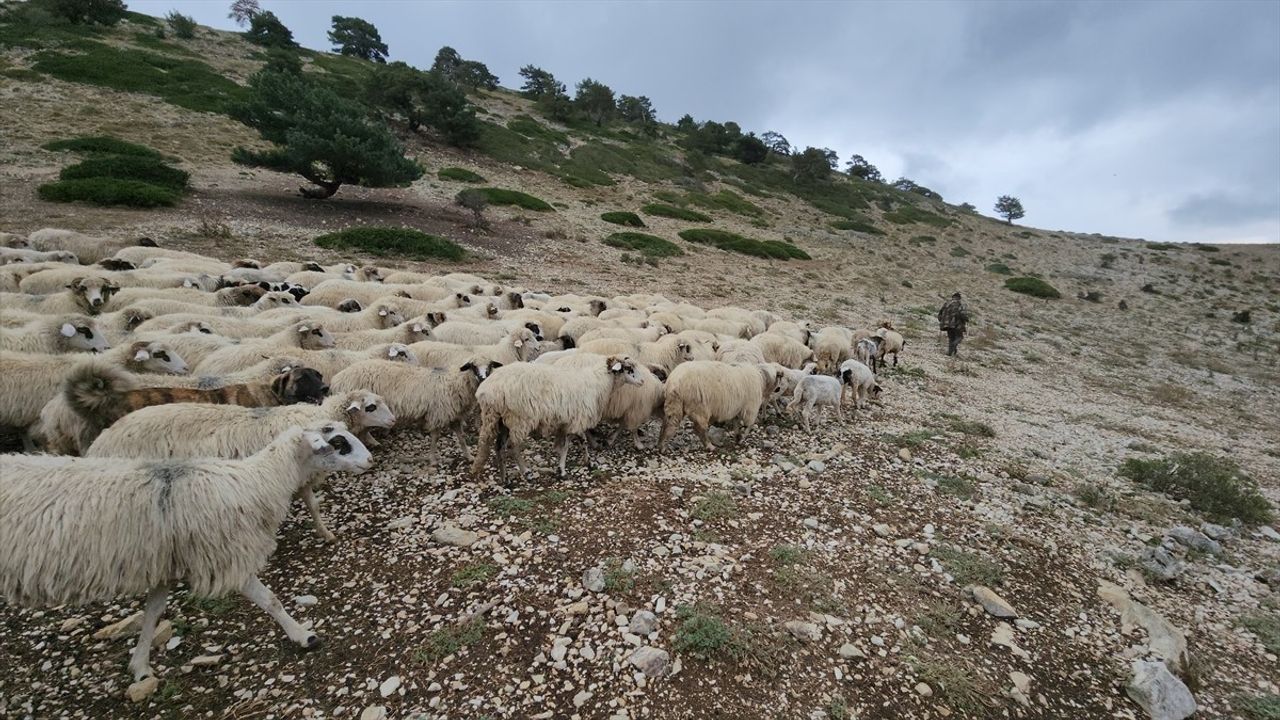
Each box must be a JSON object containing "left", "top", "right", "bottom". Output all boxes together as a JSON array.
[
  {"left": 872, "top": 524, "right": 892, "bottom": 538},
  {"left": 359, "top": 706, "right": 388, "bottom": 720},
  {"left": 971, "top": 586, "right": 1017, "bottom": 618},
  {"left": 293, "top": 595, "right": 319, "bottom": 607},
  {"left": 803, "top": 517, "right": 819, "bottom": 530},
  {"left": 628, "top": 647, "right": 670, "bottom": 678},
  {"left": 573, "top": 690, "right": 593, "bottom": 708},
  {"left": 915, "top": 682, "right": 933, "bottom": 697},
  {"left": 583, "top": 567, "right": 605, "bottom": 593},
  {"left": 1127, "top": 660, "right": 1196, "bottom": 720},
  {"left": 629, "top": 610, "right": 658, "bottom": 635},
  {"left": 94, "top": 611, "right": 143, "bottom": 640},
  {"left": 386, "top": 517, "right": 415, "bottom": 530},
  {"left": 189, "top": 654, "right": 223, "bottom": 667},
  {"left": 379, "top": 676, "right": 401, "bottom": 697},
  {"left": 784, "top": 620, "right": 822, "bottom": 642},
  {"left": 431, "top": 526, "right": 478, "bottom": 547},
  {"left": 838, "top": 643, "right": 864, "bottom": 659},
  {"left": 126, "top": 677, "right": 159, "bottom": 702}
]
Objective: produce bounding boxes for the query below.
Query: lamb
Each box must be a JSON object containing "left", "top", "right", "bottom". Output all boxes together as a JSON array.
[
  {"left": 331, "top": 359, "right": 501, "bottom": 467},
  {"left": 0, "top": 420, "right": 371, "bottom": 680},
  {"left": 785, "top": 374, "right": 845, "bottom": 431},
  {"left": 0, "top": 314, "right": 108, "bottom": 354},
  {"left": 644, "top": 311, "right": 686, "bottom": 334},
  {"left": 839, "top": 358, "right": 883, "bottom": 413},
  {"left": 706, "top": 307, "right": 766, "bottom": 337},
  {"left": 27, "top": 228, "right": 151, "bottom": 264},
  {"left": 578, "top": 325, "right": 666, "bottom": 346},
  {"left": 0, "top": 342, "right": 189, "bottom": 433},
  {"left": 633, "top": 334, "right": 700, "bottom": 373},
  {"left": 873, "top": 327, "right": 905, "bottom": 368},
  {"left": 811, "top": 326, "right": 854, "bottom": 374},
  {"left": 750, "top": 332, "right": 815, "bottom": 368},
  {"left": 195, "top": 322, "right": 336, "bottom": 374},
  {"left": 658, "top": 361, "right": 781, "bottom": 451},
  {"left": 0, "top": 276, "right": 119, "bottom": 315},
  {"left": 470, "top": 354, "right": 643, "bottom": 481},
  {"left": 408, "top": 327, "right": 539, "bottom": 369},
  {"left": 852, "top": 336, "right": 883, "bottom": 373},
  {"left": 0, "top": 247, "right": 78, "bottom": 265},
  {"left": 131, "top": 330, "right": 238, "bottom": 368}
]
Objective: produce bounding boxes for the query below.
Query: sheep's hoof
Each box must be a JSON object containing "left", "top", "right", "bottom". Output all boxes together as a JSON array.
[
  {"left": 320, "top": 532, "right": 337, "bottom": 544},
  {"left": 301, "top": 634, "right": 321, "bottom": 651},
  {"left": 130, "top": 666, "right": 154, "bottom": 682}
]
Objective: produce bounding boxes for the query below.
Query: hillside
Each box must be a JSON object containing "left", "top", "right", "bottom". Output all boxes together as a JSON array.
[{"left": 1, "top": 7, "right": 1279, "bottom": 720}]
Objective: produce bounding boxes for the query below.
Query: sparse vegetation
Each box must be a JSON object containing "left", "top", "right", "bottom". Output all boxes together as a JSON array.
[
  {"left": 1005, "top": 276, "right": 1061, "bottom": 299},
  {"left": 1118, "top": 453, "right": 1272, "bottom": 525},
  {"left": 414, "top": 618, "right": 486, "bottom": 663},
  {"left": 945, "top": 417, "right": 995, "bottom": 437},
  {"left": 830, "top": 217, "right": 884, "bottom": 234},
  {"left": 678, "top": 228, "right": 810, "bottom": 260},
  {"left": 457, "top": 187, "right": 553, "bottom": 212},
  {"left": 671, "top": 604, "right": 784, "bottom": 673},
  {"left": 1240, "top": 613, "right": 1280, "bottom": 654},
  {"left": 642, "top": 203, "right": 712, "bottom": 222},
  {"left": 451, "top": 562, "right": 497, "bottom": 587},
  {"left": 1237, "top": 693, "right": 1280, "bottom": 720},
  {"left": 883, "top": 204, "right": 951, "bottom": 228},
  {"left": 604, "top": 232, "right": 683, "bottom": 258},
  {"left": 932, "top": 545, "right": 1004, "bottom": 586},
  {"left": 985, "top": 262, "right": 1013, "bottom": 275},
  {"left": 438, "top": 167, "right": 485, "bottom": 183},
  {"left": 600, "top": 211, "right": 645, "bottom": 227},
  {"left": 315, "top": 227, "right": 464, "bottom": 261},
  {"left": 602, "top": 558, "right": 636, "bottom": 593},
  {"left": 908, "top": 655, "right": 987, "bottom": 714},
  {"left": 691, "top": 491, "right": 738, "bottom": 521}
]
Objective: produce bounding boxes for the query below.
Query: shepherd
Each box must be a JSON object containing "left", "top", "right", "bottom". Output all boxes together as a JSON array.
[{"left": 937, "top": 292, "right": 969, "bottom": 357}]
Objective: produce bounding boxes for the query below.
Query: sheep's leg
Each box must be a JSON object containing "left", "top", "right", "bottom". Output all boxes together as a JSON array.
[
  {"left": 554, "top": 431, "right": 570, "bottom": 477},
  {"left": 452, "top": 423, "right": 472, "bottom": 462},
  {"left": 580, "top": 432, "right": 593, "bottom": 468},
  {"left": 300, "top": 484, "right": 336, "bottom": 543},
  {"left": 658, "top": 415, "right": 678, "bottom": 451},
  {"left": 361, "top": 427, "right": 381, "bottom": 449},
  {"left": 692, "top": 418, "right": 713, "bottom": 451},
  {"left": 607, "top": 425, "right": 622, "bottom": 447},
  {"left": 127, "top": 585, "right": 169, "bottom": 681},
  {"left": 241, "top": 574, "right": 319, "bottom": 650},
  {"left": 428, "top": 431, "right": 440, "bottom": 468},
  {"left": 632, "top": 428, "right": 645, "bottom": 451},
  {"left": 511, "top": 439, "right": 531, "bottom": 479}
]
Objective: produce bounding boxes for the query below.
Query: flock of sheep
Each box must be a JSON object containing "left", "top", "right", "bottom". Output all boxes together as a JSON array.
[{"left": 0, "top": 227, "right": 905, "bottom": 686}]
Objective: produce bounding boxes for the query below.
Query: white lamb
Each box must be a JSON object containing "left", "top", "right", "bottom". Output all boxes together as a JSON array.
[
  {"left": 839, "top": 358, "right": 883, "bottom": 414},
  {"left": 0, "top": 421, "right": 371, "bottom": 680},
  {"left": 786, "top": 374, "right": 845, "bottom": 431}
]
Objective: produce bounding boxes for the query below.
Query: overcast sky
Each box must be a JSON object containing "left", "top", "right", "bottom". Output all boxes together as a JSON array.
[{"left": 137, "top": 0, "right": 1280, "bottom": 244}]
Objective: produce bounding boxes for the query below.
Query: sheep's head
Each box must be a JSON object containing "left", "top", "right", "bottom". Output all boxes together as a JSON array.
[
  {"left": 1, "top": 234, "right": 30, "bottom": 249},
  {"left": 301, "top": 421, "right": 372, "bottom": 474},
  {"left": 98, "top": 257, "right": 133, "bottom": 271},
  {"left": 302, "top": 261, "right": 325, "bottom": 272},
  {"left": 343, "top": 391, "right": 396, "bottom": 431},
  {"left": 295, "top": 323, "right": 336, "bottom": 350},
  {"left": 871, "top": 383, "right": 884, "bottom": 399},
  {"left": 523, "top": 322, "right": 544, "bottom": 341},
  {"left": 647, "top": 364, "right": 668, "bottom": 383},
  {"left": 129, "top": 341, "right": 188, "bottom": 374},
  {"left": 483, "top": 302, "right": 500, "bottom": 318},
  {"left": 285, "top": 284, "right": 308, "bottom": 302},
  {"left": 59, "top": 317, "right": 109, "bottom": 353},
  {"left": 589, "top": 299, "right": 608, "bottom": 316},
  {"left": 878, "top": 319, "right": 895, "bottom": 330},
  {"left": 177, "top": 319, "right": 215, "bottom": 335},
  {"left": 48, "top": 250, "right": 79, "bottom": 264},
  {"left": 426, "top": 311, "right": 447, "bottom": 327},
  {"left": 509, "top": 328, "right": 538, "bottom": 356},
  {"left": 454, "top": 292, "right": 472, "bottom": 307},
  {"left": 606, "top": 356, "right": 643, "bottom": 386},
  {"left": 67, "top": 276, "right": 119, "bottom": 313},
  {"left": 233, "top": 258, "right": 261, "bottom": 269},
  {"left": 336, "top": 298, "right": 363, "bottom": 313},
  {"left": 460, "top": 359, "right": 502, "bottom": 382},
  {"left": 505, "top": 291, "right": 525, "bottom": 309},
  {"left": 373, "top": 303, "right": 405, "bottom": 329},
  {"left": 221, "top": 284, "right": 266, "bottom": 306},
  {"left": 273, "top": 367, "right": 329, "bottom": 405},
  {"left": 121, "top": 308, "right": 153, "bottom": 332},
  {"left": 358, "top": 266, "right": 385, "bottom": 283},
  {"left": 385, "top": 343, "right": 417, "bottom": 363},
  {"left": 675, "top": 339, "right": 694, "bottom": 362}
]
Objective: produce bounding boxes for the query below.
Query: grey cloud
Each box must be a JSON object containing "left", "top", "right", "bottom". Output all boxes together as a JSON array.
[{"left": 1169, "top": 192, "right": 1280, "bottom": 227}]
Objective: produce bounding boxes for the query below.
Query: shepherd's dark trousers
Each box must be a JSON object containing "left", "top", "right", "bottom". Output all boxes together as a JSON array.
[{"left": 946, "top": 329, "right": 963, "bottom": 356}]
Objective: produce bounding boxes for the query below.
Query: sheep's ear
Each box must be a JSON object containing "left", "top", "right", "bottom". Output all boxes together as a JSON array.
[
  {"left": 345, "top": 401, "right": 360, "bottom": 414},
  {"left": 489, "top": 361, "right": 503, "bottom": 370},
  {"left": 513, "top": 338, "right": 523, "bottom": 347},
  {"left": 272, "top": 373, "right": 289, "bottom": 398},
  {"left": 303, "top": 430, "right": 333, "bottom": 453},
  {"left": 60, "top": 323, "right": 76, "bottom": 337},
  {"left": 297, "top": 324, "right": 310, "bottom": 333},
  {"left": 459, "top": 362, "right": 475, "bottom": 373},
  {"left": 378, "top": 308, "right": 388, "bottom": 316},
  {"left": 133, "top": 347, "right": 151, "bottom": 361},
  {"left": 66, "top": 278, "right": 83, "bottom": 290},
  {"left": 608, "top": 357, "right": 623, "bottom": 372},
  {"left": 411, "top": 323, "right": 425, "bottom": 333}
]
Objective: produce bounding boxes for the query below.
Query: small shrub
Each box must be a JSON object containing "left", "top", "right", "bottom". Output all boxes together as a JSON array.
[
  {"left": 1118, "top": 453, "right": 1272, "bottom": 525},
  {"left": 47, "top": 0, "right": 126, "bottom": 26},
  {"left": 642, "top": 203, "right": 711, "bottom": 222},
  {"left": 915, "top": 598, "right": 964, "bottom": 637},
  {"left": 602, "top": 558, "right": 636, "bottom": 593},
  {"left": 931, "top": 473, "right": 978, "bottom": 500},
  {"left": 314, "top": 227, "right": 464, "bottom": 261},
  {"left": 950, "top": 246, "right": 970, "bottom": 257},
  {"left": 60, "top": 155, "right": 189, "bottom": 190},
  {"left": 451, "top": 562, "right": 497, "bottom": 588},
  {"left": 600, "top": 211, "right": 645, "bottom": 227},
  {"left": 1232, "top": 309, "right": 1252, "bottom": 324},
  {"left": 830, "top": 217, "right": 884, "bottom": 234},
  {"left": 883, "top": 204, "right": 951, "bottom": 228},
  {"left": 1074, "top": 482, "right": 1115, "bottom": 511},
  {"left": 1209, "top": 258, "right": 1231, "bottom": 267},
  {"left": 946, "top": 418, "right": 995, "bottom": 437},
  {"left": 932, "top": 545, "right": 1004, "bottom": 587},
  {"left": 1240, "top": 613, "right": 1280, "bottom": 654},
  {"left": 1004, "top": 276, "right": 1061, "bottom": 299},
  {"left": 437, "top": 167, "right": 485, "bottom": 183},
  {"left": 985, "top": 262, "right": 1013, "bottom": 275},
  {"left": 38, "top": 177, "right": 179, "bottom": 207},
  {"left": 672, "top": 604, "right": 733, "bottom": 658},
  {"left": 414, "top": 618, "right": 486, "bottom": 663},
  {"left": 1079, "top": 290, "right": 1104, "bottom": 303},
  {"left": 768, "top": 544, "right": 808, "bottom": 567},
  {"left": 166, "top": 10, "right": 197, "bottom": 39},
  {"left": 456, "top": 187, "right": 552, "bottom": 212},
  {"left": 908, "top": 656, "right": 987, "bottom": 714},
  {"left": 678, "top": 228, "right": 810, "bottom": 260},
  {"left": 603, "top": 232, "right": 683, "bottom": 258},
  {"left": 1141, "top": 283, "right": 1160, "bottom": 294},
  {"left": 42, "top": 136, "right": 161, "bottom": 158},
  {"left": 1237, "top": 693, "right": 1280, "bottom": 720},
  {"left": 691, "top": 491, "right": 737, "bottom": 521}
]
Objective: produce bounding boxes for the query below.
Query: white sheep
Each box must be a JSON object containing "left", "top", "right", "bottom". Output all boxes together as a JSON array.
[
  {"left": 331, "top": 358, "right": 501, "bottom": 466},
  {"left": 258, "top": 300, "right": 406, "bottom": 333},
  {"left": 331, "top": 317, "right": 433, "bottom": 350},
  {"left": 658, "top": 361, "right": 781, "bottom": 451},
  {"left": 811, "top": 326, "right": 854, "bottom": 374},
  {"left": 0, "top": 314, "right": 108, "bottom": 354},
  {"left": 0, "top": 421, "right": 371, "bottom": 680},
  {"left": 27, "top": 228, "right": 149, "bottom": 264},
  {"left": 429, "top": 318, "right": 544, "bottom": 346},
  {"left": 765, "top": 320, "right": 813, "bottom": 346},
  {"left": 874, "top": 327, "right": 905, "bottom": 368},
  {"left": 785, "top": 374, "right": 845, "bottom": 431},
  {"left": 577, "top": 325, "right": 666, "bottom": 346},
  {"left": 706, "top": 307, "right": 766, "bottom": 336},
  {"left": 470, "top": 354, "right": 642, "bottom": 480},
  {"left": 0, "top": 276, "right": 119, "bottom": 315},
  {"left": 750, "top": 332, "right": 815, "bottom": 368},
  {"left": 633, "top": 334, "right": 701, "bottom": 373},
  {"left": 852, "top": 336, "right": 883, "bottom": 373},
  {"left": 408, "top": 327, "right": 539, "bottom": 369},
  {"left": 839, "top": 358, "right": 883, "bottom": 413},
  {"left": 195, "top": 322, "right": 336, "bottom": 374},
  {"left": 0, "top": 247, "right": 78, "bottom": 265},
  {"left": 0, "top": 231, "right": 29, "bottom": 249},
  {"left": 716, "top": 339, "right": 768, "bottom": 365}
]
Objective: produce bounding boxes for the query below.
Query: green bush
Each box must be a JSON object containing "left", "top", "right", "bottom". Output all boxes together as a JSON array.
[
  {"left": 47, "top": 0, "right": 126, "bottom": 26},
  {"left": 38, "top": 177, "right": 179, "bottom": 207},
  {"left": 604, "top": 232, "right": 683, "bottom": 258},
  {"left": 42, "top": 136, "right": 161, "bottom": 158},
  {"left": 165, "top": 10, "right": 197, "bottom": 39},
  {"left": 60, "top": 155, "right": 188, "bottom": 190},
  {"left": 1119, "top": 453, "right": 1272, "bottom": 525},
  {"left": 678, "top": 228, "right": 810, "bottom": 261},
  {"left": 456, "top": 187, "right": 552, "bottom": 212},
  {"left": 437, "top": 167, "right": 485, "bottom": 183},
  {"left": 1004, "top": 276, "right": 1061, "bottom": 299},
  {"left": 642, "top": 203, "right": 711, "bottom": 222},
  {"left": 506, "top": 114, "right": 568, "bottom": 144},
  {"left": 600, "top": 211, "right": 645, "bottom": 227},
  {"left": 684, "top": 189, "right": 763, "bottom": 217},
  {"left": 883, "top": 204, "right": 952, "bottom": 228},
  {"left": 830, "top": 217, "right": 884, "bottom": 234},
  {"left": 985, "top": 262, "right": 1013, "bottom": 275},
  {"left": 314, "top": 227, "right": 465, "bottom": 261}
]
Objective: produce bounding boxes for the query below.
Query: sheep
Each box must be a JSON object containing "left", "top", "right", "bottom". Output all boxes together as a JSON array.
[
  {"left": 110, "top": 245, "right": 212, "bottom": 267},
  {"left": 133, "top": 311, "right": 293, "bottom": 338},
  {"left": 750, "top": 332, "right": 815, "bottom": 368},
  {"left": 0, "top": 420, "right": 371, "bottom": 681},
  {"left": 688, "top": 317, "right": 751, "bottom": 339},
  {"left": 224, "top": 344, "right": 409, "bottom": 379},
  {"left": 785, "top": 374, "right": 845, "bottom": 431},
  {"left": 331, "top": 317, "right": 434, "bottom": 350},
  {"left": 331, "top": 359, "right": 500, "bottom": 466},
  {"left": 578, "top": 325, "right": 666, "bottom": 346},
  {"left": 299, "top": 279, "right": 453, "bottom": 308},
  {"left": 103, "top": 284, "right": 266, "bottom": 312},
  {"left": 0, "top": 342, "right": 189, "bottom": 433},
  {"left": 765, "top": 320, "right": 812, "bottom": 346},
  {"left": 644, "top": 311, "right": 686, "bottom": 334},
  {"left": 658, "top": 361, "right": 781, "bottom": 451},
  {"left": 578, "top": 337, "right": 637, "bottom": 357},
  {"left": 811, "top": 326, "right": 854, "bottom": 374},
  {"left": 430, "top": 319, "right": 544, "bottom": 346},
  {"left": 633, "top": 334, "right": 700, "bottom": 373},
  {"left": 94, "top": 307, "right": 157, "bottom": 344},
  {"left": 257, "top": 300, "right": 406, "bottom": 333},
  {"left": 0, "top": 231, "right": 29, "bottom": 248},
  {"left": 839, "top": 358, "right": 883, "bottom": 413},
  {"left": 873, "top": 327, "right": 905, "bottom": 368},
  {"left": 27, "top": 228, "right": 152, "bottom": 264},
  {"left": 852, "top": 336, "right": 883, "bottom": 373},
  {"left": 716, "top": 339, "right": 768, "bottom": 365},
  {"left": 541, "top": 352, "right": 666, "bottom": 448},
  {"left": 408, "top": 327, "right": 539, "bottom": 369},
  {"left": 490, "top": 307, "right": 565, "bottom": 339},
  {"left": 706, "top": 307, "right": 766, "bottom": 337},
  {"left": 17, "top": 266, "right": 110, "bottom": 294},
  {"left": 132, "top": 330, "right": 238, "bottom": 368},
  {"left": 556, "top": 315, "right": 606, "bottom": 348},
  {"left": 0, "top": 314, "right": 108, "bottom": 354},
  {"left": 0, "top": 247, "right": 78, "bottom": 265},
  {"left": 195, "top": 322, "right": 336, "bottom": 374},
  {"left": 0, "top": 276, "right": 119, "bottom": 315},
  {"left": 470, "top": 353, "right": 642, "bottom": 481}
]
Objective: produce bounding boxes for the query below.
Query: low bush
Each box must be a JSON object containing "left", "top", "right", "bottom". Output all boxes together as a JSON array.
[
  {"left": 1004, "top": 276, "right": 1061, "bottom": 299},
  {"left": 685, "top": 189, "right": 764, "bottom": 217},
  {"left": 883, "top": 204, "right": 952, "bottom": 228},
  {"left": 678, "top": 228, "right": 810, "bottom": 261},
  {"left": 166, "top": 10, "right": 196, "bottom": 39},
  {"left": 600, "top": 211, "right": 645, "bottom": 227},
  {"left": 42, "top": 135, "right": 161, "bottom": 158},
  {"left": 456, "top": 187, "right": 552, "bottom": 212},
  {"left": 642, "top": 203, "right": 711, "bottom": 222},
  {"left": 314, "top": 227, "right": 464, "bottom": 261},
  {"left": 1119, "top": 453, "right": 1272, "bottom": 525},
  {"left": 604, "top": 232, "right": 683, "bottom": 258},
  {"left": 830, "top": 217, "right": 884, "bottom": 234},
  {"left": 60, "top": 155, "right": 188, "bottom": 190},
  {"left": 437, "top": 167, "right": 485, "bottom": 183},
  {"left": 985, "top": 262, "right": 1013, "bottom": 275},
  {"left": 37, "top": 177, "right": 179, "bottom": 207}
]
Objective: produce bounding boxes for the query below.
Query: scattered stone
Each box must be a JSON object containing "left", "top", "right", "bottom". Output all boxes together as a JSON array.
[
  {"left": 94, "top": 612, "right": 143, "bottom": 640},
  {"left": 1139, "top": 546, "right": 1185, "bottom": 582},
  {"left": 293, "top": 595, "right": 319, "bottom": 607},
  {"left": 190, "top": 654, "right": 223, "bottom": 667},
  {"left": 803, "top": 517, "right": 819, "bottom": 530},
  {"left": 386, "top": 517, "right": 415, "bottom": 530},
  {"left": 1009, "top": 671, "right": 1032, "bottom": 706},
  {"left": 915, "top": 682, "right": 933, "bottom": 697},
  {"left": 126, "top": 677, "right": 159, "bottom": 703},
  {"left": 807, "top": 460, "right": 826, "bottom": 473},
  {"left": 628, "top": 647, "right": 670, "bottom": 678},
  {"left": 1098, "top": 581, "right": 1187, "bottom": 671},
  {"left": 359, "top": 706, "right": 388, "bottom": 720},
  {"left": 629, "top": 610, "right": 658, "bottom": 636},
  {"left": 991, "top": 622, "right": 1031, "bottom": 661},
  {"left": 431, "top": 525, "right": 478, "bottom": 548},
  {"left": 1257, "top": 526, "right": 1280, "bottom": 543},
  {"left": 670, "top": 486, "right": 684, "bottom": 498},
  {"left": 379, "top": 676, "right": 401, "bottom": 697},
  {"left": 573, "top": 690, "right": 593, "bottom": 708},
  {"left": 59, "top": 617, "right": 85, "bottom": 633},
  {"left": 872, "top": 524, "right": 892, "bottom": 538},
  {"left": 1166, "top": 526, "right": 1221, "bottom": 555},
  {"left": 150, "top": 620, "right": 173, "bottom": 649},
  {"left": 1199, "top": 523, "right": 1231, "bottom": 541},
  {"left": 784, "top": 620, "right": 822, "bottom": 642},
  {"left": 1127, "top": 660, "right": 1196, "bottom": 720},
  {"left": 582, "top": 567, "right": 605, "bottom": 593},
  {"left": 971, "top": 586, "right": 1018, "bottom": 618},
  {"left": 898, "top": 448, "right": 912, "bottom": 462},
  {"left": 838, "top": 643, "right": 864, "bottom": 659}
]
